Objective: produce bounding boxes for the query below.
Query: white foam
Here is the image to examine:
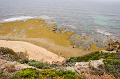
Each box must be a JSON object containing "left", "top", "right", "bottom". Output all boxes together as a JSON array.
[
  {"left": 1, "top": 16, "right": 36, "bottom": 22},
  {"left": 96, "top": 29, "right": 112, "bottom": 36},
  {"left": 0, "top": 15, "right": 53, "bottom": 23},
  {"left": 62, "top": 24, "right": 77, "bottom": 29},
  {"left": 39, "top": 15, "right": 53, "bottom": 20}
]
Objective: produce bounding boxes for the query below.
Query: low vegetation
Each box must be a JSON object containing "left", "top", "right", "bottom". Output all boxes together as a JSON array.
[
  {"left": 104, "top": 58, "right": 120, "bottom": 78},
  {"left": 0, "top": 47, "right": 28, "bottom": 62},
  {"left": 0, "top": 46, "right": 120, "bottom": 79},
  {"left": 0, "top": 69, "right": 10, "bottom": 79},
  {"left": 11, "top": 68, "right": 81, "bottom": 79},
  {"left": 66, "top": 51, "right": 101, "bottom": 63},
  {"left": 67, "top": 51, "right": 120, "bottom": 78},
  {"left": 67, "top": 51, "right": 119, "bottom": 62},
  {"left": 24, "top": 60, "right": 59, "bottom": 69}
]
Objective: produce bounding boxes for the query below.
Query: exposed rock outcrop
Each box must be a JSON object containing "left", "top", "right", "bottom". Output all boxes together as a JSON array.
[
  {"left": 106, "top": 40, "right": 120, "bottom": 52},
  {"left": 74, "top": 59, "right": 113, "bottom": 79},
  {"left": 74, "top": 59, "right": 104, "bottom": 74}
]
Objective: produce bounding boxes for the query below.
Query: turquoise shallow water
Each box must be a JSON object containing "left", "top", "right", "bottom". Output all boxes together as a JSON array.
[{"left": 0, "top": 0, "right": 120, "bottom": 38}]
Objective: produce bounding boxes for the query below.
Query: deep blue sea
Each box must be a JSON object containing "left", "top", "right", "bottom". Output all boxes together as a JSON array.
[{"left": 0, "top": 0, "right": 120, "bottom": 39}]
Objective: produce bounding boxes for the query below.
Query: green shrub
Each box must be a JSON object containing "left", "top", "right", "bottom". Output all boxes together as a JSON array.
[
  {"left": 67, "top": 51, "right": 120, "bottom": 63},
  {"left": 37, "top": 69, "right": 81, "bottom": 79},
  {"left": 11, "top": 68, "right": 40, "bottom": 79},
  {"left": 0, "top": 47, "right": 18, "bottom": 61},
  {"left": 0, "top": 47, "right": 28, "bottom": 62},
  {"left": 40, "top": 69, "right": 75, "bottom": 77},
  {"left": 104, "top": 59, "right": 120, "bottom": 78},
  {"left": 27, "top": 60, "right": 50, "bottom": 69},
  {"left": 11, "top": 68, "right": 82, "bottom": 79},
  {"left": 66, "top": 51, "right": 101, "bottom": 63},
  {"left": 24, "top": 60, "right": 60, "bottom": 69}
]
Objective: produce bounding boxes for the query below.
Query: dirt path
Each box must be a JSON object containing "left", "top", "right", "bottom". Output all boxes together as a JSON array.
[{"left": 0, "top": 40, "right": 65, "bottom": 64}]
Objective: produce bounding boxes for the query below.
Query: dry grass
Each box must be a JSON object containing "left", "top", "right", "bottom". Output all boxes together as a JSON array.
[{"left": 4, "top": 64, "right": 16, "bottom": 73}]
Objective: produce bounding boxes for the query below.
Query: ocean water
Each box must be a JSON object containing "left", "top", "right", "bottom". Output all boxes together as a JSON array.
[{"left": 0, "top": 0, "right": 120, "bottom": 39}]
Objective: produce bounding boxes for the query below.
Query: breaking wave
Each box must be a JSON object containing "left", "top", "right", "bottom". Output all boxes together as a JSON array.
[
  {"left": 96, "top": 29, "right": 112, "bottom": 36},
  {"left": 0, "top": 15, "right": 53, "bottom": 23}
]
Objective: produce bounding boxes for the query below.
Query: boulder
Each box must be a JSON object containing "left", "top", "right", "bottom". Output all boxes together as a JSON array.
[
  {"left": 89, "top": 59, "right": 104, "bottom": 69},
  {"left": 74, "top": 59, "right": 104, "bottom": 74},
  {"left": 106, "top": 40, "right": 120, "bottom": 52},
  {"left": 74, "top": 62, "right": 90, "bottom": 73}
]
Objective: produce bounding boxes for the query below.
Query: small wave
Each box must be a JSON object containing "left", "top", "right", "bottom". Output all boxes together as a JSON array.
[
  {"left": 1, "top": 16, "right": 35, "bottom": 22},
  {"left": 39, "top": 15, "right": 54, "bottom": 20},
  {"left": 0, "top": 15, "right": 53, "bottom": 23},
  {"left": 62, "top": 24, "right": 77, "bottom": 29},
  {"left": 96, "top": 29, "right": 112, "bottom": 36}
]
